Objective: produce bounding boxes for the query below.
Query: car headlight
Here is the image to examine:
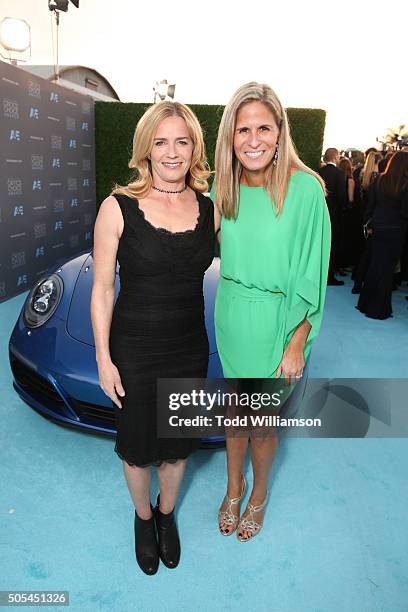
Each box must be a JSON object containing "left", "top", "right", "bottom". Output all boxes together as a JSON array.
[{"left": 23, "top": 273, "right": 64, "bottom": 328}]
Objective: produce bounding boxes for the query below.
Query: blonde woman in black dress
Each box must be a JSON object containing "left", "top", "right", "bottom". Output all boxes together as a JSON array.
[{"left": 91, "top": 102, "right": 214, "bottom": 574}]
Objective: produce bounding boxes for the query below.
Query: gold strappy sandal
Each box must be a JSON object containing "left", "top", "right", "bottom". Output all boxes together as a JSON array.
[
  {"left": 237, "top": 490, "right": 269, "bottom": 542},
  {"left": 218, "top": 476, "right": 247, "bottom": 536}
]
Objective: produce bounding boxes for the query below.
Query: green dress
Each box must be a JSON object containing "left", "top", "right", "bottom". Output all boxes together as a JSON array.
[{"left": 212, "top": 171, "right": 331, "bottom": 378}]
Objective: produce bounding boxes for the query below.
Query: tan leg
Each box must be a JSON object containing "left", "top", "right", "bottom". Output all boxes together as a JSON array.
[
  {"left": 123, "top": 461, "right": 152, "bottom": 519},
  {"left": 218, "top": 435, "right": 249, "bottom": 535},
  {"left": 157, "top": 459, "right": 187, "bottom": 513},
  {"left": 237, "top": 433, "right": 278, "bottom": 541}
]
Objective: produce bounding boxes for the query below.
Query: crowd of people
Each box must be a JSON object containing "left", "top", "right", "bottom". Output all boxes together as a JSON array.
[{"left": 318, "top": 147, "right": 408, "bottom": 319}]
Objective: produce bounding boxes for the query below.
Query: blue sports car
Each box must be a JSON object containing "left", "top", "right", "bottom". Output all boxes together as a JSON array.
[
  {"left": 12, "top": 255, "right": 381, "bottom": 440},
  {"left": 8, "top": 252, "right": 224, "bottom": 441}
]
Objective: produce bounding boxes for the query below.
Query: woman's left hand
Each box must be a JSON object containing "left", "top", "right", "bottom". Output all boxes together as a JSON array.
[{"left": 275, "top": 343, "right": 305, "bottom": 384}]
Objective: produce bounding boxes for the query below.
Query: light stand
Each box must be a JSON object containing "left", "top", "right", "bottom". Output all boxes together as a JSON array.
[{"left": 48, "top": 0, "right": 79, "bottom": 81}]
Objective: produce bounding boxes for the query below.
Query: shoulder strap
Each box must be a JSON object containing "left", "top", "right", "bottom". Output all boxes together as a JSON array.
[
  {"left": 111, "top": 192, "right": 126, "bottom": 212},
  {"left": 111, "top": 192, "right": 141, "bottom": 220},
  {"left": 195, "top": 190, "right": 214, "bottom": 217}
]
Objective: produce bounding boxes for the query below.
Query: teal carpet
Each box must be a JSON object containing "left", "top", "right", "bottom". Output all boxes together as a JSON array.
[{"left": 1, "top": 276, "right": 408, "bottom": 612}]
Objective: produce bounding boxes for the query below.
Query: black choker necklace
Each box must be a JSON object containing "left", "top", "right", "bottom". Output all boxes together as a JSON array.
[{"left": 152, "top": 185, "right": 187, "bottom": 194}]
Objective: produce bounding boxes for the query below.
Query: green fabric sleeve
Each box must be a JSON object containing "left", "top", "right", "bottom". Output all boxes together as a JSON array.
[{"left": 284, "top": 179, "right": 331, "bottom": 350}]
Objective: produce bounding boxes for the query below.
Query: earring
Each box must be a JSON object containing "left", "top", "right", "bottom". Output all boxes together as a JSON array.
[{"left": 272, "top": 142, "right": 279, "bottom": 167}]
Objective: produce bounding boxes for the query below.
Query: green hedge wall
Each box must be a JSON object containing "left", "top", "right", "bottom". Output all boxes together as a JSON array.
[
  {"left": 95, "top": 102, "right": 325, "bottom": 205},
  {"left": 286, "top": 108, "right": 326, "bottom": 172}
]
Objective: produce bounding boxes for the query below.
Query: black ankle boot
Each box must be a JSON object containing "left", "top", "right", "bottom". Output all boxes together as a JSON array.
[
  {"left": 134, "top": 508, "right": 159, "bottom": 575},
  {"left": 154, "top": 495, "right": 180, "bottom": 569}
]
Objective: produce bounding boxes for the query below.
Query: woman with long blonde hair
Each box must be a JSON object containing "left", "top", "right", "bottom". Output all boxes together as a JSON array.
[
  {"left": 352, "top": 151, "right": 381, "bottom": 292},
  {"left": 338, "top": 157, "right": 361, "bottom": 267},
  {"left": 212, "top": 82, "right": 331, "bottom": 541},
  {"left": 361, "top": 151, "right": 380, "bottom": 192},
  {"left": 91, "top": 101, "right": 214, "bottom": 574}
]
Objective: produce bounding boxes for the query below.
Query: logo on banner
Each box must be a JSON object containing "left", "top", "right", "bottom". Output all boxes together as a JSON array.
[
  {"left": 70, "top": 234, "right": 79, "bottom": 248},
  {"left": 66, "top": 117, "right": 76, "bottom": 131},
  {"left": 51, "top": 134, "right": 62, "bottom": 149},
  {"left": 10, "top": 129, "right": 21, "bottom": 141},
  {"left": 84, "top": 213, "right": 92, "bottom": 226},
  {"left": 81, "top": 122, "right": 89, "bottom": 131},
  {"left": 67, "top": 178, "right": 77, "bottom": 191},
  {"left": 31, "top": 155, "right": 44, "bottom": 170},
  {"left": 51, "top": 158, "right": 61, "bottom": 168},
  {"left": 0, "top": 282, "right": 6, "bottom": 298},
  {"left": 85, "top": 231, "right": 91, "bottom": 241},
  {"left": 53, "top": 199, "right": 64, "bottom": 213},
  {"left": 28, "top": 81, "right": 41, "bottom": 99},
  {"left": 50, "top": 92, "right": 60, "bottom": 103},
  {"left": 81, "top": 101, "right": 91, "bottom": 114},
  {"left": 34, "top": 223, "right": 47, "bottom": 239},
  {"left": 70, "top": 197, "right": 79, "bottom": 207},
  {"left": 13, "top": 205, "right": 24, "bottom": 216},
  {"left": 35, "top": 246, "right": 45, "bottom": 257},
  {"left": 68, "top": 139, "right": 77, "bottom": 149},
  {"left": 83, "top": 178, "right": 90, "bottom": 187},
  {"left": 82, "top": 159, "right": 91, "bottom": 171},
  {"left": 11, "top": 251, "right": 26, "bottom": 269},
  {"left": 3, "top": 99, "right": 19, "bottom": 119},
  {"left": 29, "top": 107, "right": 40, "bottom": 120},
  {"left": 17, "top": 274, "right": 28, "bottom": 286},
  {"left": 54, "top": 220, "right": 63, "bottom": 231},
  {"left": 8, "top": 179, "right": 23, "bottom": 196},
  {"left": 32, "top": 180, "right": 42, "bottom": 190}
]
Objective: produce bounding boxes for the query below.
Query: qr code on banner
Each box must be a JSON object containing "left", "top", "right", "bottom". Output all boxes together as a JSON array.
[
  {"left": 67, "top": 178, "right": 77, "bottom": 191},
  {"left": 31, "top": 155, "right": 44, "bottom": 170},
  {"left": 51, "top": 134, "right": 62, "bottom": 149},
  {"left": 66, "top": 117, "right": 76, "bottom": 131},
  {"left": 69, "top": 234, "right": 79, "bottom": 248},
  {"left": 53, "top": 199, "right": 64, "bottom": 213},
  {"left": 81, "top": 101, "right": 91, "bottom": 115},
  {"left": 11, "top": 251, "right": 26, "bottom": 269},
  {"left": 7, "top": 179, "right": 23, "bottom": 196},
  {"left": 3, "top": 99, "right": 19, "bottom": 119},
  {"left": 34, "top": 223, "right": 47, "bottom": 239},
  {"left": 28, "top": 81, "right": 41, "bottom": 99}
]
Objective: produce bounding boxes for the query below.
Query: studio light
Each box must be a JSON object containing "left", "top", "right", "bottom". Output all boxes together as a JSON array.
[
  {"left": 0, "top": 17, "right": 31, "bottom": 64},
  {"left": 48, "top": 0, "right": 79, "bottom": 11},
  {"left": 153, "top": 80, "right": 176, "bottom": 103}
]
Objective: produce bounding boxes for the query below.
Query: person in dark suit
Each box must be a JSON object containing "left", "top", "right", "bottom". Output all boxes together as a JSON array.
[{"left": 318, "top": 148, "right": 347, "bottom": 285}]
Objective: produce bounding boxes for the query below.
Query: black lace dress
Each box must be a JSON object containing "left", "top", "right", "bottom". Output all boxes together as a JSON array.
[{"left": 109, "top": 192, "right": 214, "bottom": 467}]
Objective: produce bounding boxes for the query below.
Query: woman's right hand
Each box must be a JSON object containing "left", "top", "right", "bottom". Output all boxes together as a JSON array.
[{"left": 97, "top": 359, "right": 126, "bottom": 409}]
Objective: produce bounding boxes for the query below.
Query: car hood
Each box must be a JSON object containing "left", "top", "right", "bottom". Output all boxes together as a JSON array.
[{"left": 66, "top": 254, "right": 220, "bottom": 355}]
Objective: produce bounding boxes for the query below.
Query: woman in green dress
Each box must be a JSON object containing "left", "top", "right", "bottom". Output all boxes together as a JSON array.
[{"left": 212, "top": 82, "right": 331, "bottom": 542}]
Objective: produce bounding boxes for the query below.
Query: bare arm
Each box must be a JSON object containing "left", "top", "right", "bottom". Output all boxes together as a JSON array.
[
  {"left": 214, "top": 201, "right": 222, "bottom": 244},
  {"left": 275, "top": 317, "right": 311, "bottom": 382},
  {"left": 288, "top": 317, "right": 312, "bottom": 350},
  {"left": 90, "top": 195, "right": 125, "bottom": 407}
]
